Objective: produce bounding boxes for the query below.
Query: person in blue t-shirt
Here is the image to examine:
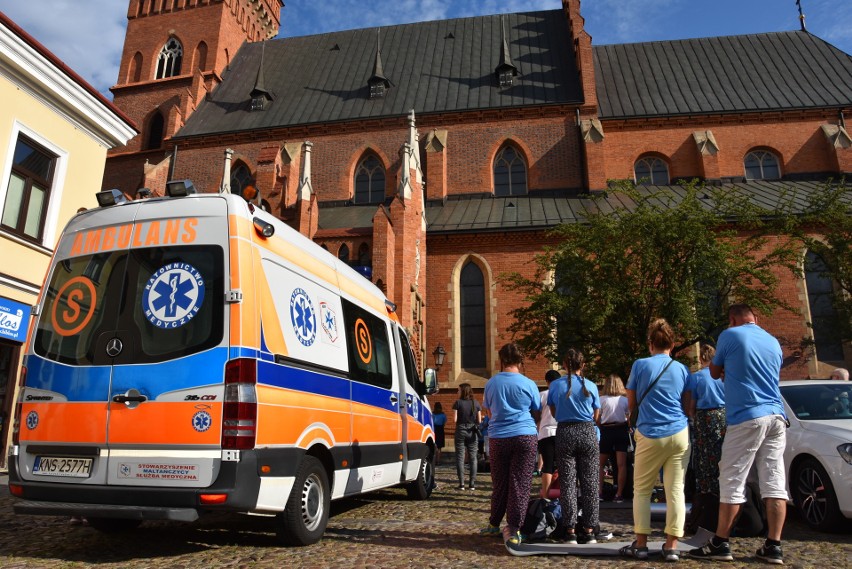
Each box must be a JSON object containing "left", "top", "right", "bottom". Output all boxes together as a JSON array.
[
  {"left": 479, "top": 343, "right": 541, "bottom": 547},
  {"left": 684, "top": 344, "right": 726, "bottom": 502},
  {"left": 547, "top": 348, "right": 601, "bottom": 544},
  {"left": 432, "top": 402, "right": 447, "bottom": 465},
  {"left": 621, "top": 318, "right": 689, "bottom": 562},
  {"left": 689, "top": 304, "right": 787, "bottom": 565}
]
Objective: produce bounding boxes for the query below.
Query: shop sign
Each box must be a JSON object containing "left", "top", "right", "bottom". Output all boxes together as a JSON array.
[{"left": 0, "top": 296, "right": 31, "bottom": 343}]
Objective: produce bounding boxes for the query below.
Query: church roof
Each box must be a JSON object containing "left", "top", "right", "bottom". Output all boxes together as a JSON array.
[
  {"left": 420, "top": 180, "right": 849, "bottom": 234},
  {"left": 594, "top": 31, "right": 852, "bottom": 119},
  {"left": 176, "top": 10, "right": 582, "bottom": 138},
  {"left": 314, "top": 180, "right": 847, "bottom": 234}
]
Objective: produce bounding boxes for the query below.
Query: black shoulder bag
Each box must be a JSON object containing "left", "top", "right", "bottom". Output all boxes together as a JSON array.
[{"left": 628, "top": 358, "right": 675, "bottom": 428}]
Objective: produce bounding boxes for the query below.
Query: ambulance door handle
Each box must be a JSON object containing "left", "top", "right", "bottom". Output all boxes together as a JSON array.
[
  {"left": 389, "top": 394, "right": 398, "bottom": 405},
  {"left": 112, "top": 388, "right": 148, "bottom": 409}
]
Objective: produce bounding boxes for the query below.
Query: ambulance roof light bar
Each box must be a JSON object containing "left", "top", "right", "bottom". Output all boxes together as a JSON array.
[
  {"left": 96, "top": 189, "right": 127, "bottom": 208},
  {"left": 165, "top": 179, "right": 198, "bottom": 197}
]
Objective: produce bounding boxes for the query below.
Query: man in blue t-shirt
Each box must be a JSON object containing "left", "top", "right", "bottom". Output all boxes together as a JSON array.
[{"left": 690, "top": 304, "right": 786, "bottom": 565}]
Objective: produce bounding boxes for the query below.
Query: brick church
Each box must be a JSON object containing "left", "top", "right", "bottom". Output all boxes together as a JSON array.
[{"left": 103, "top": 0, "right": 852, "bottom": 416}]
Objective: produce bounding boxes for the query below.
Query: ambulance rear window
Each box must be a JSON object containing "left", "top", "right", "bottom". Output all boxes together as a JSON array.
[{"left": 34, "top": 246, "right": 224, "bottom": 365}]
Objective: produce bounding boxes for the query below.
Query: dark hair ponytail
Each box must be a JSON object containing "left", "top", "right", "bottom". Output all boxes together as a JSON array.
[{"left": 563, "top": 348, "right": 590, "bottom": 398}]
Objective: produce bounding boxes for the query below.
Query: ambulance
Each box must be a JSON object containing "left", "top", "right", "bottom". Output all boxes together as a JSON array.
[{"left": 8, "top": 182, "right": 438, "bottom": 545}]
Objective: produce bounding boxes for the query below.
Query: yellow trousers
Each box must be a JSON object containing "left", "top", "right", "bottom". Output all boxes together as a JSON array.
[{"left": 632, "top": 427, "right": 690, "bottom": 537}]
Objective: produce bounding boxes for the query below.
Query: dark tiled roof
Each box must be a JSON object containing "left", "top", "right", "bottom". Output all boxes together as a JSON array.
[
  {"left": 317, "top": 203, "right": 378, "bottom": 230},
  {"left": 419, "top": 181, "right": 846, "bottom": 234},
  {"left": 594, "top": 31, "right": 852, "bottom": 119},
  {"left": 177, "top": 10, "right": 582, "bottom": 138}
]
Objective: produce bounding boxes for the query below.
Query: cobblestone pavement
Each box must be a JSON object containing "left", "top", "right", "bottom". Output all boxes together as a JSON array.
[{"left": 1, "top": 466, "right": 850, "bottom": 569}]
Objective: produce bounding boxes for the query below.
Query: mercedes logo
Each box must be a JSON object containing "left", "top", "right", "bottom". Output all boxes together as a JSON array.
[{"left": 106, "top": 337, "right": 123, "bottom": 357}]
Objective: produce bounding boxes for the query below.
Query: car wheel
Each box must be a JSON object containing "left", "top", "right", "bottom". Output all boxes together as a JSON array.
[
  {"left": 86, "top": 517, "right": 142, "bottom": 533},
  {"left": 406, "top": 450, "right": 435, "bottom": 500},
  {"left": 791, "top": 457, "right": 845, "bottom": 532},
  {"left": 277, "top": 456, "right": 330, "bottom": 546}
]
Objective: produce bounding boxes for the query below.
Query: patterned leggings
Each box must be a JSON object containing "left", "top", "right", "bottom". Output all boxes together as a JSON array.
[
  {"left": 487, "top": 435, "right": 537, "bottom": 532},
  {"left": 694, "top": 408, "right": 726, "bottom": 495},
  {"left": 556, "top": 421, "right": 600, "bottom": 531}
]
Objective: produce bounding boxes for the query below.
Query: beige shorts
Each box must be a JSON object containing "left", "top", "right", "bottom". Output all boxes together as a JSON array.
[{"left": 719, "top": 414, "right": 788, "bottom": 503}]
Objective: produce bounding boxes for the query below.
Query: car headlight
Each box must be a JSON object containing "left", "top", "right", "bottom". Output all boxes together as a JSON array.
[{"left": 838, "top": 444, "right": 852, "bottom": 465}]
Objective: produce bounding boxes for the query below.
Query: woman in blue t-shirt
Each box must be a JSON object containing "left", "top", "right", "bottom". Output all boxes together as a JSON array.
[
  {"left": 685, "top": 344, "right": 726, "bottom": 504},
  {"left": 479, "top": 343, "right": 541, "bottom": 547},
  {"left": 547, "top": 348, "right": 601, "bottom": 544},
  {"left": 621, "top": 318, "right": 690, "bottom": 562}
]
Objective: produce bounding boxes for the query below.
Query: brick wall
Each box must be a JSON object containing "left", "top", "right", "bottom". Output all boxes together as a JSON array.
[{"left": 601, "top": 112, "right": 844, "bottom": 182}]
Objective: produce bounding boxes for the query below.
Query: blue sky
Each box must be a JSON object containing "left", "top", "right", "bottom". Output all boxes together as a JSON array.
[{"left": 1, "top": 0, "right": 850, "bottom": 99}]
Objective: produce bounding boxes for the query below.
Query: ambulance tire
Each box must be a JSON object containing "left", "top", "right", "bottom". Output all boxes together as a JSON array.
[
  {"left": 406, "top": 452, "right": 434, "bottom": 500},
  {"left": 86, "top": 517, "right": 142, "bottom": 533},
  {"left": 278, "top": 456, "right": 330, "bottom": 546}
]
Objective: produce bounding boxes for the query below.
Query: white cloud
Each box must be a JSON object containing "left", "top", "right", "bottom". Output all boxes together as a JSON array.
[{"left": 0, "top": 0, "right": 126, "bottom": 97}]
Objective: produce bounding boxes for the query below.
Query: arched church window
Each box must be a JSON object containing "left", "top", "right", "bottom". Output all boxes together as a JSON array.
[
  {"left": 230, "top": 163, "right": 256, "bottom": 202},
  {"left": 338, "top": 244, "right": 350, "bottom": 263},
  {"left": 744, "top": 150, "right": 781, "bottom": 180},
  {"left": 805, "top": 250, "right": 844, "bottom": 362},
  {"left": 156, "top": 37, "right": 183, "bottom": 79},
  {"left": 634, "top": 156, "right": 669, "bottom": 185},
  {"left": 145, "top": 111, "right": 165, "bottom": 150},
  {"left": 460, "top": 260, "right": 486, "bottom": 369},
  {"left": 354, "top": 154, "right": 386, "bottom": 204},
  {"left": 493, "top": 144, "right": 527, "bottom": 196}
]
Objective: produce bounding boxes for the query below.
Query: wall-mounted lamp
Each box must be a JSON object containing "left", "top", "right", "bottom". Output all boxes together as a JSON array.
[{"left": 432, "top": 344, "right": 446, "bottom": 371}]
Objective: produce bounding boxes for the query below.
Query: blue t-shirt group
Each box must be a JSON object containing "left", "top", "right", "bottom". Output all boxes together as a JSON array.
[
  {"left": 483, "top": 371, "right": 541, "bottom": 439},
  {"left": 685, "top": 367, "right": 725, "bottom": 410},
  {"left": 546, "top": 374, "right": 600, "bottom": 423},
  {"left": 626, "top": 354, "right": 689, "bottom": 439},
  {"left": 712, "top": 323, "right": 783, "bottom": 425}
]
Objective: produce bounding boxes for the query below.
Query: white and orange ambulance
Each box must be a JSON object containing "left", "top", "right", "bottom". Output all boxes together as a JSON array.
[{"left": 8, "top": 183, "right": 437, "bottom": 545}]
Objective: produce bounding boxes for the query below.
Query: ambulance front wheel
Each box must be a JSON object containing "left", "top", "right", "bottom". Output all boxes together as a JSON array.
[
  {"left": 406, "top": 451, "right": 435, "bottom": 500},
  {"left": 277, "top": 456, "right": 330, "bottom": 546}
]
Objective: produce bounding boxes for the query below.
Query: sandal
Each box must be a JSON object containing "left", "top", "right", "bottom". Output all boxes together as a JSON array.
[
  {"left": 662, "top": 547, "right": 679, "bottom": 562},
  {"left": 619, "top": 540, "right": 649, "bottom": 559}
]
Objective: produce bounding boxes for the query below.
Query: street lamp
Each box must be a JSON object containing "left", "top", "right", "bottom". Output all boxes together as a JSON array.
[{"left": 432, "top": 344, "right": 446, "bottom": 371}]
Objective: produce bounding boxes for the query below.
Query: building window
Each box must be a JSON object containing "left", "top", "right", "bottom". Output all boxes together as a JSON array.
[
  {"left": 145, "top": 111, "right": 165, "bottom": 150},
  {"left": 805, "top": 250, "right": 844, "bottom": 362},
  {"left": 155, "top": 37, "right": 183, "bottom": 79},
  {"left": 744, "top": 150, "right": 780, "bottom": 180},
  {"left": 2, "top": 135, "right": 56, "bottom": 242},
  {"left": 338, "top": 244, "right": 350, "bottom": 263},
  {"left": 460, "top": 260, "right": 486, "bottom": 370},
  {"left": 354, "top": 155, "right": 385, "bottom": 204},
  {"left": 634, "top": 156, "right": 669, "bottom": 185},
  {"left": 493, "top": 144, "right": 527, "bottom": 196},
  {"left": 230, "top": 162, "right": 256, "bottom": 201}
]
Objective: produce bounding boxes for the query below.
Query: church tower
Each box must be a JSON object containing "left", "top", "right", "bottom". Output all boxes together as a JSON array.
[{"left": 105, "top": 0, "right": 282, "bottom": 193}]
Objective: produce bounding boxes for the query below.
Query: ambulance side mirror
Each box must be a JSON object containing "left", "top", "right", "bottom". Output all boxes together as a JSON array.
[{"left": 423, "top": 368, "right": 438, "bottom": 395}]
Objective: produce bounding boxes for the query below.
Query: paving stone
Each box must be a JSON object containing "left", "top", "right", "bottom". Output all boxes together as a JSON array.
[{"left": 0, "top": 468, "right": 850, "bottom": 568}]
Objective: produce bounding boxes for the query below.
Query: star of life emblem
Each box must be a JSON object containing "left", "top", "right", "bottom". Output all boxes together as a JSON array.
[
  {"left": 143, "top": 263, "right": 205, "bottom": 329},
  {"left": 192, "top": 411, "right": 212, "bottom": 432},
  {"left": 290, "top": 288, "right": 317, "bottom": 346}
]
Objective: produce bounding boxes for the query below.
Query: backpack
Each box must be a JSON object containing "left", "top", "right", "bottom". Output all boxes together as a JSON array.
[{"left": 520, "top": 498, "right": 561, "bottom": 542}]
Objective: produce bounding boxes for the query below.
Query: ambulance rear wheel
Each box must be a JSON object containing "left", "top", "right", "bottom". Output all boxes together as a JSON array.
[
  {"left": 86, "top": 517, "right": 142, "bottom": 533},
  {"left": 277, "top": 456, "right": 330, "bottom": 546}
]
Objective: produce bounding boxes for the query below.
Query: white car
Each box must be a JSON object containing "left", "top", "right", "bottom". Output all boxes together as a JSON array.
[{"left": 780, "top": 380, "right": 852, "bottom": 531}]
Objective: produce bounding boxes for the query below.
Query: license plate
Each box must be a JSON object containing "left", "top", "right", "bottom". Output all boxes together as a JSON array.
[{"left": 33, "top": 456, "right": 93, "bottom": 478}]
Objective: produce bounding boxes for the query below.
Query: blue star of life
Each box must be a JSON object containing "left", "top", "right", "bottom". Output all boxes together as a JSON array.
[
  {"left": 192, "top": 411, "right": 212, "bottom": 432},
  {"left": 290, "top": 288, "right": 316, "bottom": 346},
  {"left": 143, "top": 263, "right": 205, "bottom": 329}
]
